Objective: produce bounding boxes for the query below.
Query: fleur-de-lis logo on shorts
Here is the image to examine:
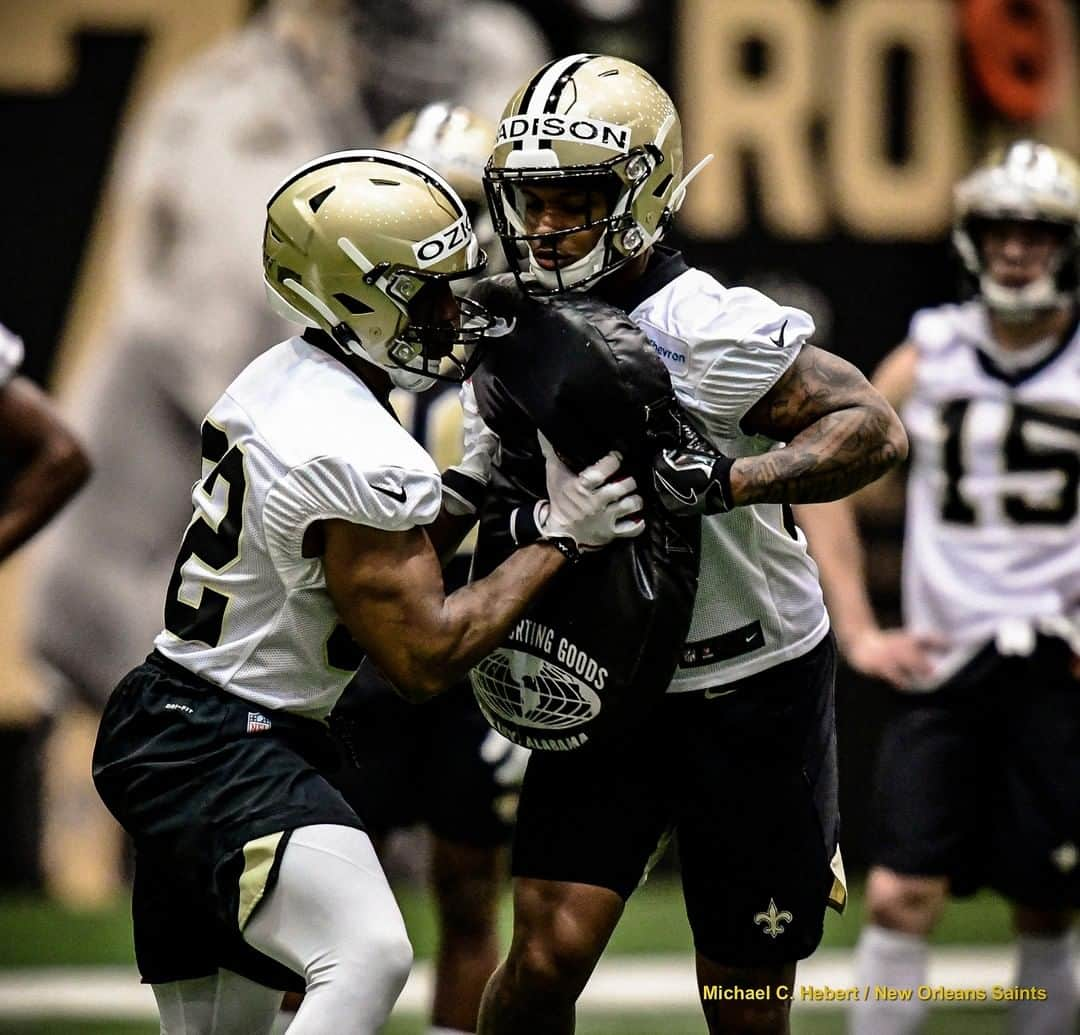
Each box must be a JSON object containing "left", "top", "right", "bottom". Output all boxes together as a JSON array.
[{"left": 754, "top": 898, "right": 793, "bottom": 938}]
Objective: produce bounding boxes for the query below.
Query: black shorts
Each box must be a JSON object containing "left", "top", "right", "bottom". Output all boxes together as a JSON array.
[
  {"left": 92, "top": 652, "right": 363, "bottom": 990},
  {"left": 512, "top": 635, "right": 843, "bottom": 966},
  {"left": 873, "top": 636, "right": 1080, "bottom": 907},
  {"left": 330, "top": 664, "right": 516, "bottom": 848}
]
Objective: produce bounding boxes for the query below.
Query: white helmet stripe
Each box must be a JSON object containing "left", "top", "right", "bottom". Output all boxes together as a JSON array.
[
  {"left": 409, "top": 103, "right": 454, "bottom": 152},
  {"left": 523, "top": 53, "right": 597, "bottom": 117},
  {"left": 282, "top": 277, "right": 339, "bottom": 327},
  {"left": 670, "top": 154, "right": 715, "bottom": 213},
  {"left": 337, "top": 236, "right": 374, "bottom": 274}
]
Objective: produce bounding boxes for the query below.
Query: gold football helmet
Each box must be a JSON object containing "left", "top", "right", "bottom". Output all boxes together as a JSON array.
[
  {"left": 953, "top": 140, "right": 1080, "bottom": 320},
  {"left": 263, "top": 149, "right": 491, "bottom": 390},
  {"left": 484, "top": 54, "right": 710, "bottom": 294}
]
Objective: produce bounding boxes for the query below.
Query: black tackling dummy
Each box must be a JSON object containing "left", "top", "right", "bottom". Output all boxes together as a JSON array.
[{"left": 465, "top": 275, "right": 701, "bottom": 751}]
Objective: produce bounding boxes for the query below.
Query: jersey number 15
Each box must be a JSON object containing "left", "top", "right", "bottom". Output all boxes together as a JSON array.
[{"left": 941, "top": 399, "right": 1080, "bottom": 526}]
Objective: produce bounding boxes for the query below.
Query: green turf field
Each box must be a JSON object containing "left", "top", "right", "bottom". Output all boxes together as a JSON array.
[
  {"left": 0, "top": 878, "right": 1017, "bottom": 1033},
  {"left": 0, "top": 876, "right": 1014, "bottom": 969}
]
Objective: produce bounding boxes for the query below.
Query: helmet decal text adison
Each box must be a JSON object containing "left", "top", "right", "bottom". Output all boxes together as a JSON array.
[
  {"left": 496, "top": 115, "right": 631, "bottom": 154},
  {"left": 485, "top": 54, "right": 693, "bottom": 295}
]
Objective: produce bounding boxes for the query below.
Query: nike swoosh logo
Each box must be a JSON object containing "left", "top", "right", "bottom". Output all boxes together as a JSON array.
[
  {"left": 770, "top": 320, "right": 788, "bottom": 348},
  {"left": 654, "top": 470, "right": 697, "bottom": 507},
  {"left": 372, "top": 483, "right": 407, "bottom": 503},
  {"left": 704, "top": 687, "right": 737, "bottom": 700}
]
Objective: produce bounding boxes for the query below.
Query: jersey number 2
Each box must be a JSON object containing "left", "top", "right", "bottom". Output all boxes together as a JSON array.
[{"left": 164, "top": 421, "right": 246, "bottom": 646}]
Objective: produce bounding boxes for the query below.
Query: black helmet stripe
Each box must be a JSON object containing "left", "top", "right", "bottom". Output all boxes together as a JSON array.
[
  {"left": 517, "top": 57, "right": 562, "bottom": 119},
  {"left": 513, "top": 53, "right": 599, "bottom": 150},
  {"left": 543, "top": 54, "right": 597, "bottom": 113}
]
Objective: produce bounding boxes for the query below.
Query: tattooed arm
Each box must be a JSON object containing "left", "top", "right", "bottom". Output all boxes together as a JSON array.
[
  {"left": 732, "top": 345, "right": 907, "bottom": 504},
  {"left": 652, "top": 345, "right": 907, "bottom": 515}
]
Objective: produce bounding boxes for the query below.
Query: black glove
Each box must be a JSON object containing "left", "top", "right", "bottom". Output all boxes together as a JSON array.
[{"left": 652, "top": 413, "right": 735, "bottom": 516}]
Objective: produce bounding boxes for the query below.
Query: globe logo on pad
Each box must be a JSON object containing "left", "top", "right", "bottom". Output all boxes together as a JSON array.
[{"left": 471, "top": 647, "right": 602, "bottom": 731}]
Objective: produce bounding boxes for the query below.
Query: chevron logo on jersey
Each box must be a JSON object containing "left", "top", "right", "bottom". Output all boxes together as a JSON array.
[{"left": 247, "top": 711, "right": 272, "bottom": 734}]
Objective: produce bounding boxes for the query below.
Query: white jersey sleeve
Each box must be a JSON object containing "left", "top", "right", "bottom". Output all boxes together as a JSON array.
[
  {"left": 0, "top": 323, "right": 25, "bottom": 386},
  {"left": 691, "top": 286, "right": 813, "bottom": 441},
  {"left": 263, "top": 457, "right": 441, "bottom": 577},
  {"left": 630, "top": 260, "right": 828, "bottom": 690},
  {"left": 633, "top": 272, "right": 813, "bottom": 445}
]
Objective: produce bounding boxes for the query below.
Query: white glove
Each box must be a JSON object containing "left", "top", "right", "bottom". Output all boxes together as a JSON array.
[
  {"left": 442, "top": 379, "right": 500, "bottom": 516},
  {"left": 536, "top": 432, "right": 645, "bottom": 553}
]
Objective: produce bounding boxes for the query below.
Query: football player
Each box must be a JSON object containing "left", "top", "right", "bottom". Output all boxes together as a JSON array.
[
  {"left": 25, "top": 0, "right": 547, "bottom": 906},
  {"left": 28, "top": 0, "right": 377, "bottom": 743},
  {"left": 0, "top": 321, "right": 89, "bottom": 560},
  {"left": 91, "top": 150, "right": 643, "bottom": 1035},
  {"left": 328, "top": 103, "right": 525, "bottom": 1035},
  {"left": 796, "top": 141, "right": 1080, "bottom": 1035},
  {"left": 23, "top": 0, "right": 380, "bottom": 912},
  {"left": 474, "top": 55, "right": 907, "bottom": 1035}
]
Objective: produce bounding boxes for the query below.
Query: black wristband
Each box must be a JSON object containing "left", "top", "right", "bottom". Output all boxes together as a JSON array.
[
  {"left": 711, "top": 454, "right": 736, "bottom": 513},
  {"left": 509, "top": 501, "right": 544, "bottom": 545},
  {"left": 544, "top": 537, "right": 582, "bottom": 564},
  {"left": 509, "top": 502, "right": 581, "bottom": 563}
]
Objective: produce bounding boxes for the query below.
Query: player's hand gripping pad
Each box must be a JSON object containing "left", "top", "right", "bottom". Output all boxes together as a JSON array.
[{"left": 466, "top": 275, "right": 700, "bottom": 750}]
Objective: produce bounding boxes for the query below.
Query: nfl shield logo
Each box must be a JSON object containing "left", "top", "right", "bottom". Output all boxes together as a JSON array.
[{"left": 247, "top": 711, "right": 272, "bottom": 733}]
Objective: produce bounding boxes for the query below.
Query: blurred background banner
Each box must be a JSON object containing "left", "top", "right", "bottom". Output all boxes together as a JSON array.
[
  {"left": 0, "top": 0, "right": 1075, "bottom": 402},
  {"left": 0, "top": 0, "right": 1076, "bottom": 887}
]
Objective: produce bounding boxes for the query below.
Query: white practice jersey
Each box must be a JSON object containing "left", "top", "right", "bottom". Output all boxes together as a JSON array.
[
  {"left": 153, "top": 336, "right": 441, "bottom": 718},
  {"left": 0, "top": 323, "right": 24, "bottom": 386},
  {"left": 629, "top": 252, "right": 829, "bottom": 690},
  {"left": 902, "top": 302, "right": 1080, "bottom": 685}
]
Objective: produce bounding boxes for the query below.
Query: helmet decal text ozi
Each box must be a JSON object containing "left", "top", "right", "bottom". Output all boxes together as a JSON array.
[{"left": 413, "top": 215, "right": 475, "bottom": 269}]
